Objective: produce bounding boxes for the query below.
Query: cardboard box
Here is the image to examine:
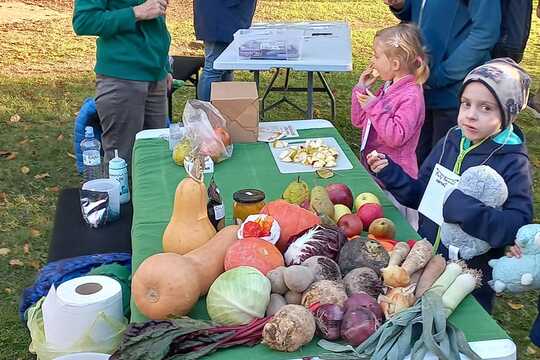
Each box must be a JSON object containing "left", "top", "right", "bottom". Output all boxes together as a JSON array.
[{"left": 211, "top": 82, "right": 259, "bottom": 143}]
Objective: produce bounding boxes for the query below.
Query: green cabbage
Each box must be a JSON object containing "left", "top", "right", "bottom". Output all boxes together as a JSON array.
[{"left": 206, "top": 266, "right": 271, "bottom": 325}]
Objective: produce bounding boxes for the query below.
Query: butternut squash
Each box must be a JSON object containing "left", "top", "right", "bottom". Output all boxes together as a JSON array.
[
  {"left": 163, "top": 165, "right": 216, "bottom": 254},
  {"left": 133, "top": 225, "right": 239, "bottom": 319}
]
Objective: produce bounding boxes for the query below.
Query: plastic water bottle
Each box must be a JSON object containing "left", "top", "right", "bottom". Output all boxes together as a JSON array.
[
  {"left": 109, "top": 149, "right": 130, "bottom": 204},
  {"left": 81, "top": 126, "right": 102, "bottom": 181}
]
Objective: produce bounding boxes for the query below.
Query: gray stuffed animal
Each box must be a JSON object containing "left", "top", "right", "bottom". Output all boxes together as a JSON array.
[{"left": 441, "top": 165, "right": 508, "bottom": 259}]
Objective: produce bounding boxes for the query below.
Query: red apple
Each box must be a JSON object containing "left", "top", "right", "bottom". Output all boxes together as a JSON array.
[
  {"left": 325, "top": 183, "right": 354, "bottom": 209},
  {"left": 356, "top": 203, "right": 384, "bottom": 230},
  {"left": 337, "top": 213, "right": 364, "bottom": 238}
]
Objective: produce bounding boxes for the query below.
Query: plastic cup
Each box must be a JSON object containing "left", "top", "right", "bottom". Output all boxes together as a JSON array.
[{"left": 82, "top": 179, "right": 120, "bottom": 222}]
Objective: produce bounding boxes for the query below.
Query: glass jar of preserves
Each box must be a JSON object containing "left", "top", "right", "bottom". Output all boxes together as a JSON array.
[{"left": 233, "top": 189, "right": 266, "bottom": 224}]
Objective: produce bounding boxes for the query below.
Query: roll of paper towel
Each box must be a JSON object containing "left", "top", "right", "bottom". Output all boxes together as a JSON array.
[{"left": 42, "top": 275, "right": 123, "bottom": 350}]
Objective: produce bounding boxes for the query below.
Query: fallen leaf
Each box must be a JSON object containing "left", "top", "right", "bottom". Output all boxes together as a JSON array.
[
  {"left": 30, "top": 229, "right": 41, "bottom": 238},
  {"left": 507, "top": 301, "right": 524, "bottom": 310},
  {"left": 9, "top": 259, "right": 24, "bottom": 267},
  {"left": 4, "top": 288, "right": 13, "bottom": 295},
  {"left": 18, "top": 138, "right": 29, "bottom": 145},
  {"left": 67, "top": 152, "right": 76, "bottom": 160},
  {"left": 526, "top": 346, "right": 537, "bottom": 355},
  {"left": 0, "top": 192, "right": 6, "bottom": 204},
  {"left": 46, "top": 186, "right": 60, "bottom": 193},
  {"left": 34, "top": 172, "right": 50, "bottom": 180},
  {"left": 29, "top": 260, "right": 41, "bottom": 270},
  {"left": 0, "top": 248, "right": 10, "bottom": 256},
  {"left": 9, "top": 114, "right": 21, "bottom": 123},
  {"left": 57, "top": 133, "right": 64, "bottom": 141},
  {"left": 20, "top": 166, "right": 30, "bottom": 174},
  {"left": 23, "top": 243, "right": 30, "bottom": 254},
  {"left": 6, "top": 152, "right": 17, "bottom": 160}
]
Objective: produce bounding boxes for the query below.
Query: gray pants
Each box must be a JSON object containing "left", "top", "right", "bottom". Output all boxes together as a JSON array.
[{"left": 95, "top": 75, "right": 167, "bottom": 169}]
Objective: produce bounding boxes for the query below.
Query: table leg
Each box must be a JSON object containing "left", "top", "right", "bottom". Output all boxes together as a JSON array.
[
  {"left": 317, "top": 72, "right": 336, "bottom": 121},
  {"left": 307, "top": 71, "right": 314, "bottom": 119}
]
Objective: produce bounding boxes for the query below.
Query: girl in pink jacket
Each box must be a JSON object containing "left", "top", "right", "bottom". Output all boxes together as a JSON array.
[
  {"left": 352, "top": 23, "right": 428, "bottom": 179},
  {"left": 352, "top": 23, "right": 428, "bottom": 228}
]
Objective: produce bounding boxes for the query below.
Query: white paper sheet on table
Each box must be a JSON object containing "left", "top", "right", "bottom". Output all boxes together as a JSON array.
[{"left": 268, "top": 137, "right": 353, "bottom": 173}]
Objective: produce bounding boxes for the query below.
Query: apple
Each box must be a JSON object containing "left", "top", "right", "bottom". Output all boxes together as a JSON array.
[
  {"left": 337, "top": 214, "right": 363, "bottom": 238},
  {"left": 326, "top": 183, "right": 354, "bottom": 209},
  {"left": 354, "top": 192, "right": 380, "bottom": 211},
  {"left": 368, "top": 217, "right": 396, "bottom": 239},
  {"left": 334, "top": 204, "right": 352, "bottom": 222},
  {"left": 356, "top": 203, "right": 384, "bottom": 230}
]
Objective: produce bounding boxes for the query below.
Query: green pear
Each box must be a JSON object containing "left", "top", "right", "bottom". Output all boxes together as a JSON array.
[{"left": 283, "top": 176, "right": 309, "bottom": 205}]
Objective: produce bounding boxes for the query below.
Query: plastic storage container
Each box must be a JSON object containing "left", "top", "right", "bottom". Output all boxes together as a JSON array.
[
  {"left": 82, "top": 179, "right": 120, "bottom": 222},
  {"left": 236, "top": 28, "right": 304, "bottom": 60}
]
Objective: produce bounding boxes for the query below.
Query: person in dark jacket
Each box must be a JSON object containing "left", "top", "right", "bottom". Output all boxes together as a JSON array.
[
  {"left": 383, "top": 0, "right": 501, "bottom": 167},
  {"left": 194, "top": 0, "right": 257, "bottom": 101},
  {"left": 367, "top": 58, "right": 534, "bottom": 313},
  {"left": 491, "top": 0, "right": 533, "bottom": 63}
]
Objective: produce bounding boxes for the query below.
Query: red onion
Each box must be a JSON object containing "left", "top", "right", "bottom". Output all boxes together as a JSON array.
[
  {"left": 340, "top": 307, "right": 380, "bottom": 346},
  {"left": 313, "top": 303, "right": 344, "bottom": 340},
  {"left": 345, "top": 292, "right": 383, "bottom": 322}
]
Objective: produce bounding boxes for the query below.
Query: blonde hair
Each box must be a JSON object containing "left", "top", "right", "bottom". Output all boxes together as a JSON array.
[{"left": 374, "top": 23, "right": 430, "bottom": 85}]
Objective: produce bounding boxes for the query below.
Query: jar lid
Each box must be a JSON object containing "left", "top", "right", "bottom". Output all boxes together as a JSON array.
[{"left": 233, "top": 189, "right": 265, "bottom": 203}]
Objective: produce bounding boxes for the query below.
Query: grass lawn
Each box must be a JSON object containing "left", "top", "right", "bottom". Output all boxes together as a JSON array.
[{"left": 0, "top": 0, "right": 539, "bottom": 358}]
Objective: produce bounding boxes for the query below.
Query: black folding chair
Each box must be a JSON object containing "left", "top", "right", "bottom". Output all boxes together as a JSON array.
[{"left": 168, "top": 56, "right": 205, "bottom": 121}]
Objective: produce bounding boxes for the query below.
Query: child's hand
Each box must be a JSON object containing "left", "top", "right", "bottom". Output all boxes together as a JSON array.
[
  {"left": 366, "top": 150, "right": 388, "bottom": 173},
  {"left": 506, "top": 245, "right": 523, "bottom": 258},
  {"left": 358, "top": 65, "right": 379, "bottom": 88},
  {"left": 356, "top": 89, "right": 376, "bottom": 108}
]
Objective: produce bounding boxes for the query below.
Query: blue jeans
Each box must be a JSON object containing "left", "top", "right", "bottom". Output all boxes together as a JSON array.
[{"left": 198, "top": 41, "right": 234, "bottom": 101}]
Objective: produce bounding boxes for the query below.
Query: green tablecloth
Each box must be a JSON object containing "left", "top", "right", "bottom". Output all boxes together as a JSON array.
[{"left": 130, "top": 127, "right": 509, "bottom": 358}]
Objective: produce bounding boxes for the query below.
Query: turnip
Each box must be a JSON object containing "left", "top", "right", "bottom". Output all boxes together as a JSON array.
[
  {"left": 343, "top": 267, "right": 384, "bottom": 298},
  {"left": 313, "top": 303, "right": 345, "bottom": 340},
  {"left": 441, "top": 269, "right": 482, "bottom": 317},
  {"left": 340, "top": 307, "right": 380, "bottom": 346}
]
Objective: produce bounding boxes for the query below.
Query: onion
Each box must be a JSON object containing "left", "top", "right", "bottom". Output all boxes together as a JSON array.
[
  {"left": 313, "top": 304, "right": 344, "bottom": 340},
  {"left": 344, "top": 293, "right": 383, "bottom": 322},
  {"left": 340, "top": 307, "right": 380, "bottom": 346}
]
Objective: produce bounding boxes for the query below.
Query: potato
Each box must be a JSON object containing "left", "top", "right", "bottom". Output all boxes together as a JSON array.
[
  {"left": 267, "top": 266, "right": 287, "bottom": 294},
  {"left": 266, "top": 293, "right": 287, "bottom": 316},
  {"left": 283, "top": 265, "right": 315, "bottom": 293},
  {"left": 285, "top": 290, "right": 303, "bottom": 305}
]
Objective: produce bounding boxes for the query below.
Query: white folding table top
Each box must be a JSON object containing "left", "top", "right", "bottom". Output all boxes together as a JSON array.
[{"left": 214, "top": 21, "right": 353, "bottom": 72}]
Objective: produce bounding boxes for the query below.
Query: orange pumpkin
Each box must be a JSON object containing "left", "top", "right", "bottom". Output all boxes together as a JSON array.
[
  {"left": 260, "top": 200, "right": 320, "bottom": 252},
  {"left": 224, "top": 237, "right": 284, "bottom": 275}
]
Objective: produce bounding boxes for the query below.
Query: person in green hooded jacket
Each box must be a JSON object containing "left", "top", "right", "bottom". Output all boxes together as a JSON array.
[{"left": 73, "top": 0, "right": 172, "bottom": 168}]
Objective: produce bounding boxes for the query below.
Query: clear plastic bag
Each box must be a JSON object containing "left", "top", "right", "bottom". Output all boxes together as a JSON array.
[
  {"left": 27, "top": 298, "right": 127, "bottom": 360},
  {"left": 182, "top": 100, "right": 233, "bottom": 163}
]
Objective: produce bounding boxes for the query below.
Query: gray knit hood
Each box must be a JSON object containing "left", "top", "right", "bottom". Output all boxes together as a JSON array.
[{"left": 460, "top": 58, "right": 531, "bottom": 128}]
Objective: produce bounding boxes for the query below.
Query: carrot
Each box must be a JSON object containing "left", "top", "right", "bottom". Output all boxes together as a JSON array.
[
  {"left": 414, "top": 255, "right": 446, "bottom": 299},
  {"left": 367, "top": 234, "right": 396, "bottom": 252}
]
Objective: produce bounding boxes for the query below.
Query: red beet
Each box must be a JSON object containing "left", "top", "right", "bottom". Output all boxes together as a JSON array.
[
  {"left": 313, "top": 303, "right": 345, "bottom": 340},
  {"left": 344, "top": 293, "right": 383, "bottom": 322},
  {"left": 340, "top": 307, "right": 380, "bottom": 346}
]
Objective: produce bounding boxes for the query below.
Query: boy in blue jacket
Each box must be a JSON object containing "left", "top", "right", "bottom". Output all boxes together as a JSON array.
[
  {"left": 367, "top": 58, "right": 534, "bottom": 313},
  {"left": 383, "top": 0, "right": 501, "bottom": 166}
]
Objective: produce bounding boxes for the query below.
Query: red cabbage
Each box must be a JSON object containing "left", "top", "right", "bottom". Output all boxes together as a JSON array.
[
  {"left": 313, "top": 304, "right": 344, "bottom": 340},
  {"left": 284, "top": 225, "right": 346, "bottom": 266}
]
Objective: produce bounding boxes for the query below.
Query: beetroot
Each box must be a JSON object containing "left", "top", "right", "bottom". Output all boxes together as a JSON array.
[
  {"left": 340, "top": 307, "right": 380, "bottom": 346},
  {"left": 345, "top": 293, "right": 383, "bottom": 322},
  {"left": 313, "top": 304, "right": 344, "bottom": 340}
]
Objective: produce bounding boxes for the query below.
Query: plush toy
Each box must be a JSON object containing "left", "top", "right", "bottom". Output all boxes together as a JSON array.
[
  {"left": 488, "top": 224, "right": 540, "bottom": 293},
  {"left": 441, "top": 165, "right": 508, "bottom": 260}
]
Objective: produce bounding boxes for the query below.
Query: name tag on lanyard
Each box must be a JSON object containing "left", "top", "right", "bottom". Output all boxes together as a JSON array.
[{"left": 418, "top": 164, "right": 461, "bottom": 226}]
